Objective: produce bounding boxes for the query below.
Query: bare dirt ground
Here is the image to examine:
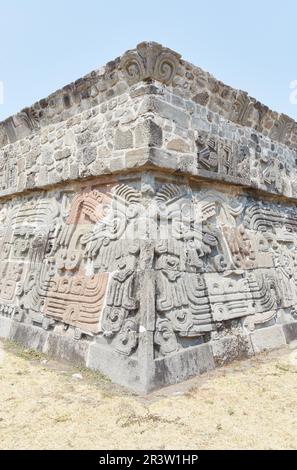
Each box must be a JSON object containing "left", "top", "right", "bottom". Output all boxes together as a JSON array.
[{"left": 1, "top": 339, "right": 297, "bottom": 450}]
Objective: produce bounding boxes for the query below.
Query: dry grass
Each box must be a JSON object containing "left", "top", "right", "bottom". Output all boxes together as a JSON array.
[{"left": 1, "top": 339, "right": 297, "bottom": 450}]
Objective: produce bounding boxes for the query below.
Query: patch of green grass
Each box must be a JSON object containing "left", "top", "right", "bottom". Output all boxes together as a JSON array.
[
  {"left": 275, "top": 363, "right": 297, "bottom": 373},
  {"left": 74, "top": 365, "right": 112, "bottom": 385},
  {"left": 1, "top": 339, "right": 124, "bottom": 398},
  {"left": 228, "top": 407, "right": 235, "bottom": 416},
  {"left": 53, "top": 414, "right": 71, "bottom": 423},
  {"left": 2, "top": 339, "right": 47, "bottom": 361}
]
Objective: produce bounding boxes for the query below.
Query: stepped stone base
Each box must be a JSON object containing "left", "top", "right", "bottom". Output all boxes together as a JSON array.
[
  {"left": 1, "top": 42, "right": 297, "bottom": 392},
  {"left": 0, "top": 317, "right": 295, "bottom": 392}
]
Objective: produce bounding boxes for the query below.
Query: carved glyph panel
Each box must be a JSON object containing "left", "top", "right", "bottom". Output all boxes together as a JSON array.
[
  {"left": 1, "top": 179, "right": 297, "bottom": 359},
  {"left": 152, "top": 183, "right": 297, "bottom": 357},
  {"left": 0, "top": 182, "right": 142, "bottom": 356}
]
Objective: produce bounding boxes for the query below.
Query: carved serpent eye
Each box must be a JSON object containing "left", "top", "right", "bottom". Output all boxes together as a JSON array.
[
  {"left": 162, "top": 331, "right": 171, "bottom": 340},
  {"left": 176, "top": 311, "right": 187, "bottom": 323},
  {"left": 110, "top": 309, "right": 120, "bottom": 322},
  {"left": 166, "top": 257, "right": 177, "bottom": 268}
]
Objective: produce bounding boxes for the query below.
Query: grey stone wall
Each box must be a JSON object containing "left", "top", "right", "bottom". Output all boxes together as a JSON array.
[{"left": 0, "top": 42, "right": 296, "bottom": 393}]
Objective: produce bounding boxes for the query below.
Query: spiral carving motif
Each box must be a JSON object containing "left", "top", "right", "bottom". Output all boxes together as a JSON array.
[
  {"left": 120, "top": 43, "right": 180, "bottom": 85},
  {"left": 154, "top": 52, "right": 179, "bottom": 84},
  {"left": 120, "top": 52, "right": 146, "bottom": 84}
]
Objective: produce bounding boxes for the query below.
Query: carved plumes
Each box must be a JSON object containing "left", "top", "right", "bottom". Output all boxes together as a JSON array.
[
  {"left": 231, "top": 93, "right": 253, "bottom": 126},
  {"left": 17, "top": 108, "right": 40, "bottom": 131},
  {"left": 120, "top": 42, "right": 181, "bottom": 85},
  {"left": 271, "top": 114, "right": 294, "bottom": 143},
  {"left": 156, "top": 183, "right": 188, "bottom": 206},
  {"left": 113, "top": 184, "right": 140, "bottom": 205},
  {"left": 154, "top": 271, "right": 213, "bottom": 355},
  {"left": 80, "top": 185, "right": 141, "bottom": 264}
]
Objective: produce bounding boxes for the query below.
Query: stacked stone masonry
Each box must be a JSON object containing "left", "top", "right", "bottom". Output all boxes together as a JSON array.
[{"left": 0, "top": 42, "right": 297, "bottom": 392}]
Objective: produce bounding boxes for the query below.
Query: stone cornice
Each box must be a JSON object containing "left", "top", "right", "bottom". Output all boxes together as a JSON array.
[{"left": 0, "top": 41, "right": 297, "bottom": 151}]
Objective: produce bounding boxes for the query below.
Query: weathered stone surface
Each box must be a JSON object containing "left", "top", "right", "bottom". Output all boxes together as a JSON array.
[
  {"left": 151, "top": 344, "right": 215, "bottom": 390},
  {"left": 135, "top": 119, "right": 163, "bottom": 148},
  {"left": 0, "top": 42, "right": 297, "bottom": 393},
  {"left": 83, "top": 145, "right": 97, "bottom": 166},
  {"left": 282, "top": 322, "right": 297, "bottom": 344},
  {"left": 115, "top": 129, "right": 133, "bottom": 150},
  {"left": 166, "top": 138, "right": 190, "bottom": 153},
  {"left": 250, "top": 326, "right": 287, "bottom": 354},
  {"left": 211, "top": 334, "right": 253, "bottom": 366}
]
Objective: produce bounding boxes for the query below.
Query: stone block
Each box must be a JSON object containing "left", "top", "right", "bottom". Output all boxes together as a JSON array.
[
  {"left": 115, "top": 129, "right": 133, "bottom": 150},
  {"left": 151, "top": 344, "right": 215, "bottom": 391},
  {"left": 282, "top": 322, "right": 297, "bottom": 344},
  {"left": 83, "top": 145, "right": 97, "bottom": 166},
  {"left": 153, "top": 98, "right": 189, "bottom": 128},
  {"left": 135, "top": 119, "right": 163, "bottom": 148},
  {"left": 211, "top": 334, "right": 253, "bottom": 366},
  {"left": 125, "top": 148, "right": 150, "bottom": 168},
  {"left": 87, "top": 342, "right": 141, "bottom": 392},
  {"left": 9, "top": 322, "right": 49, "bottom": 353},
  {"left": 166, "top": 138, "right": 190, "bottom": 153},
  {"left": 45, "top": 334, "right": 89, "bottom": 366},
  {"left": 250, "top": 326, "right": 287, "bottom": 354},
  {"left": 0, "top": 317, "right": 12, "bottom": 339}
]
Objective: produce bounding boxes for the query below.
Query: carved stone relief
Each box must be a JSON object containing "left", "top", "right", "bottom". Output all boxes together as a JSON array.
[
  {"left": 196, "top": 132, "right": 250, "bottom": 183},
  {"left": 120, "top": 42, "right": 181, "bottom": 85},
  {"left": 152, "top": 183, "right": 297, "bottom": 357},
  {"left": 0, "top": 182, "right": 142, "bottom": 355},
  {"left": 1, "top": 178, "right": 297, "bottom": 362}
]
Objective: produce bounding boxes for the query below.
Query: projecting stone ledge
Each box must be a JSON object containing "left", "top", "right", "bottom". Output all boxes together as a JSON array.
[
  {"left": 0, "top": 43, "right": 297, "bottom": 393},
  {"left": 0, "top": 42, "right": 297, "bottom": 201}
]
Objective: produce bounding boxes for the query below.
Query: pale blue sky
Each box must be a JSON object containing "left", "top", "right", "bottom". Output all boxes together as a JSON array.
[{"left": 0, "top": 0, "right": 296, "bottom": 121}]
